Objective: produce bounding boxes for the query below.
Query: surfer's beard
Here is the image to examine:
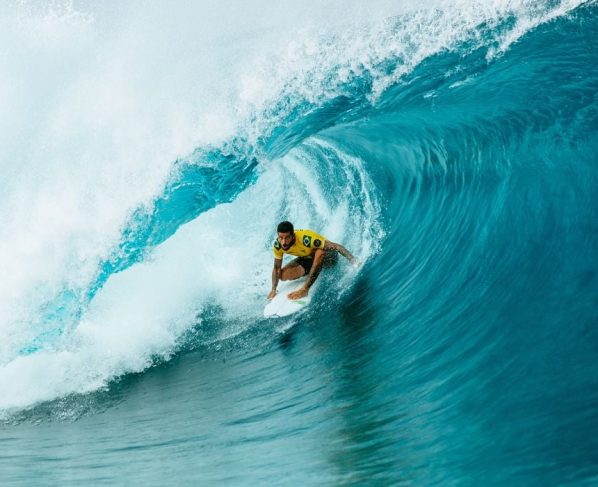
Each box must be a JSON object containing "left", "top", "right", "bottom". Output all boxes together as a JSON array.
[{"left": 281, "top": 235, "right": 295, "bottom": 250}]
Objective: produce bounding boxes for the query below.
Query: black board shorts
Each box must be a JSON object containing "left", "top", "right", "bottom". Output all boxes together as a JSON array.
[{"left": 292, "top": 251, "right": 338, "bottom": 275}]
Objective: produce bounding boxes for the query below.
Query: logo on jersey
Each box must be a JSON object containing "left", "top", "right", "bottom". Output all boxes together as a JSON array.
[
  {"left": 273, "top": 240, "right": 281, "bottom": 250},
  {"left": 314, "top": 239, "right": 322, "bottom": 248},
  {"left": 303, "top": 235, "right": 312, "bottom": 247}
]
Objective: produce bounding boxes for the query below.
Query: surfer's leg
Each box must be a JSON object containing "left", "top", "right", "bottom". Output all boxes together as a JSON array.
[
  {"left": 309, "top": 248, "right": 326, "bottom": 279},
  {"left": 321, "top": 250, "right": 338, "bottom": 268},
  {"left": 281, "top": 258, "right": 308, "bottom": 281},
  {"left": 288, "top": 250, "right": 325, "bottom": 300}
]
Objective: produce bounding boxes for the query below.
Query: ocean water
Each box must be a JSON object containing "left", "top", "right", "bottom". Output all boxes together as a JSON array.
[{"left": 1, "top": 0, "right": 597, "bottom": 484}]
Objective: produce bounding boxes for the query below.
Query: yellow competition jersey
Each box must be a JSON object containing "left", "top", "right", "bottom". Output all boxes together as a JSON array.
[{"left": 273, "top": 229, "right": 327, "bottom": 259}]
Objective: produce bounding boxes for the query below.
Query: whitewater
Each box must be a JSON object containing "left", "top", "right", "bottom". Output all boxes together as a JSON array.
[{"left": 1, "top": 0, "right": 597, "bottom": 484}]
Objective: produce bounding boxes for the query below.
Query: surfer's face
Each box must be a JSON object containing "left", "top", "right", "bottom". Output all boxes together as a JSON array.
[{"left": 277, "top": 231, "right": 294, "bottom": 250}]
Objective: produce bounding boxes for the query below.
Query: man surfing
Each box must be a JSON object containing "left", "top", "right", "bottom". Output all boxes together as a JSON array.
[{"left": 268, "top": 221, "right": 357, "bottom": 301}]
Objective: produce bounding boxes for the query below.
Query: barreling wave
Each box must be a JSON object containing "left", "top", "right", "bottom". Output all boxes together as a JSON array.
[{"left": 0, "top": 0, "right": 596, "bottom": 422}]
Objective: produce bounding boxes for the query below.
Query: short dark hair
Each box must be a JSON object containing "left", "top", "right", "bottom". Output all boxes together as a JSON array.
[{"left": 277, "top": 221, "right": 294, "bottom": 234}]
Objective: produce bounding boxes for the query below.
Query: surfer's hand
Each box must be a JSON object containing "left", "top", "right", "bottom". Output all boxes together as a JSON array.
[
  {"left": 267, "top": 290, "right": 277, "bottom": 300},
  {"left": 288, "top": 287, "right": 308, "bottom": 300}
]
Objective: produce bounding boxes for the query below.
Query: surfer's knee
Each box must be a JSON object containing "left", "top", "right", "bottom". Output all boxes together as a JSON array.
[
  {"left": 280, "top": 268, "right": 293, "bottom": 281},
  {"left": 281, "top": 264, "right": 305, "bottom": 281},
  {"left": 312, "top": 248, "right": 325, "bottom": 263}
]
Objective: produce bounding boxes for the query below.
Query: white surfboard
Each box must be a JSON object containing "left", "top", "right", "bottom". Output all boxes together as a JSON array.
[{"left": 264, "top": 278, "right": 313, "bottom": 318}]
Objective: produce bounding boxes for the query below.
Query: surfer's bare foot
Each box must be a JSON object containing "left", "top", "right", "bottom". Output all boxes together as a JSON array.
[
  {"left": 267, "top": 290, "right": 277, "bottom": 300},
  {"left": 288, "top": 287, "right": 308, "bottom": 300}
]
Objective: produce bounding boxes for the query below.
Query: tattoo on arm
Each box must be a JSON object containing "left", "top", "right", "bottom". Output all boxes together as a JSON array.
[
  {"left": 272, "top": 259, "right": 282, "bottom": 290},
  {"left": 324, "top": 241, "right": 355, "bottom": 263}
]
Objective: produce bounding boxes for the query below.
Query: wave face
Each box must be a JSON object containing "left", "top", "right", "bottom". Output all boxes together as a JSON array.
[{"left": 1, "top": 1, "right": 597, "bottom": 484}]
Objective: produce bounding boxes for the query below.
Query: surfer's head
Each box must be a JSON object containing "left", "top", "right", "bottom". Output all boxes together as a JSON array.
[{"left": 277, "top": 221, "right": 295, "bottom": 250}]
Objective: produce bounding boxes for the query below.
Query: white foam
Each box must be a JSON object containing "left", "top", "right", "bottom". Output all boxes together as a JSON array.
[{"left": 0, "top": 142, "right": 383, "bottom": 413}]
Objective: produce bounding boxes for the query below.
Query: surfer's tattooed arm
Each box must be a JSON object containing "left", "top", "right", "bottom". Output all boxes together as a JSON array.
[
  {"left": 268, "top": 258, "right": 283, "bottom": 299},
  {"left": 324, "top": 241, "right": 356, "bottom": 264}
]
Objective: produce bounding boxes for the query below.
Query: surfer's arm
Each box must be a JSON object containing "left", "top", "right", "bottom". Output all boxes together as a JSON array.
[
  {"left": 324, "top": 241, "right": 356, "bottom": 264},
  {"left": 268, "top": 258, "right": 283, "bottom": 299}
]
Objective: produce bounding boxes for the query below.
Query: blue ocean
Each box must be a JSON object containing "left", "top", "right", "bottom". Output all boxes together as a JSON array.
[{"left": 1, "top": 1, "right": 597, "bottom": 484}]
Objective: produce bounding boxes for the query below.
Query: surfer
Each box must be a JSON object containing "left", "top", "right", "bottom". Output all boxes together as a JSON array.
[{"left": 268, "top": 221, "right": 357, "bottom": 301}]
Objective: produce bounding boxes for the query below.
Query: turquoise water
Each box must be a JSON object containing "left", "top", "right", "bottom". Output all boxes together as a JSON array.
[{"left": 1, "top": 1, "right": 597, "bottom": 484}]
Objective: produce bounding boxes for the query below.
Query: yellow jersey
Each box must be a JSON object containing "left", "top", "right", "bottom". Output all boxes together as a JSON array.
[{"left": 273, "top": 229, "right": 327, "bottom": 260}]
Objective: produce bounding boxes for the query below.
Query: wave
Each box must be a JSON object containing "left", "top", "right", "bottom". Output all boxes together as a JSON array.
[{"left": 1, "top": 0, "right": 596, "bottom": 417}]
